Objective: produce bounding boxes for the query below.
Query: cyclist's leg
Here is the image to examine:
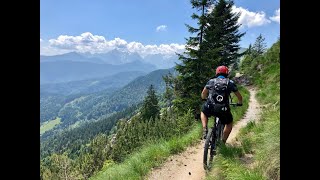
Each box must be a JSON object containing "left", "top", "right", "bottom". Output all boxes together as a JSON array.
[
  {"left": 221, "top": 112, "right": 233, "bottom": 143},
  {"left": 201, "top": 102, "right": 211, "bottom": 139},
  {"left": 201, "top": 112, "right": 208, "bottom": 130},
  {"left": 201, "top": 112, "right": 209, "bottom": 139},
  {"left": 222, "top": 122, "right": 232, "bottom": 143}
]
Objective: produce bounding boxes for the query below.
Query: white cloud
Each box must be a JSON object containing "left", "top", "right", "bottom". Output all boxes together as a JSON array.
[
  {"left": 207, "top": 4, "right": 214, "bottom": 14},
  {"left": 156, "top": 25, "right": 167, "bottom": 32},
  {"left": 207, "top": 5, "right": 271, "bottom": 28},
  {"left": 48, "top": 32, "right": 109, "bottom": 53},
  {"left": 270, "top": 8, "right": 280, "bottom": 24},
  {"left": 41, "top": 32, "right": 185, "bottom": 56},
  {"left": 40, "top": 39, "right": 43, "bottom": 42},
  {"left": 127, "top": 42, "right": 185, "bottom": 57},
  {"left": 232, "top": 6, "right": 271, "bottom": 28}
]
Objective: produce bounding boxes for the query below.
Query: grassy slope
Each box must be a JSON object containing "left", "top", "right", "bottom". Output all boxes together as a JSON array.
[
  {"left": 40, "top": 117, "right": 61, "bottom": 135},
  {"left": 90, "top": 86, "right": 249, "bottom": 180},
  {"left": 206, "top": 40, "right": 280, "bottom": 180},
  {"left": 91, "top": 124, "right": 202, "bottom": 180}
]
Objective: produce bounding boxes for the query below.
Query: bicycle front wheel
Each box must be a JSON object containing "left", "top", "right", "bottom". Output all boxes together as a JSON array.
[{"left": 217, "top": 123, "right": 225, "bottom": 142}]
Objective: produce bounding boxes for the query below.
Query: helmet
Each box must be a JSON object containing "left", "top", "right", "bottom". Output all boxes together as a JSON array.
[{"left": 215, "top": 65, "right": 229, "bottom": 76}]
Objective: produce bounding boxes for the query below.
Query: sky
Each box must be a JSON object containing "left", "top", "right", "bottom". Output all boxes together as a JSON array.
[{"left": 40, "top": 0, "right": 280, "bottom": 56}]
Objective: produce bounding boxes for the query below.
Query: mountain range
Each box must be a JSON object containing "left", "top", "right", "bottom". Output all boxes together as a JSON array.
[
  {"left": 40, "top": 50, "right": 178, "bottom": 84},
  {"left": 40, "top": 71, "right": 146, "bottom": 96}
]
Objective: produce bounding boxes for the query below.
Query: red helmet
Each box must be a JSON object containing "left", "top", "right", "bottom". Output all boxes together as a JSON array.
[{"left": 215, "top": 65, "right": 229, "bottom": 76}]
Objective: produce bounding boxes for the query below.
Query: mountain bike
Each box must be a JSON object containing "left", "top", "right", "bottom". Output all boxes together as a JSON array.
[{"left": 203, "top": 102, "right": 241, "bottom": 170}]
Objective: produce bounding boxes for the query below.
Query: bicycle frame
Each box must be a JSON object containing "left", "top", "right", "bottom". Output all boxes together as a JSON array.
[
  {"left": 203, "top": 101, "right": 240, "bottom": 169},
  {"left": 203, "top": 116, "right": 224, "bottom": 170},
  {"left": 210, "top": 116, "right": 224, "bottom": 154}
]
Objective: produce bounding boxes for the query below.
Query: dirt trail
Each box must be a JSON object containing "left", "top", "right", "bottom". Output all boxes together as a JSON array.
[
  {"left": 146, "top": 88, "right": 261, "bottom": 180},
  {"left": 227, "top": 88, "right": 260, "bottom": 144}
]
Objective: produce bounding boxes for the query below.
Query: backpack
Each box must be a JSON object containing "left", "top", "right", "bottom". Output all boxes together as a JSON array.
[{"left": 206, "top": 78, "right": 230, "bottom": 113}]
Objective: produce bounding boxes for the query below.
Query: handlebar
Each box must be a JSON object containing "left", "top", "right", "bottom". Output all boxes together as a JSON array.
[
  {"left": 201, "top": 99, "right": 242, "bottom": 106},
  {"left": 230, "top": 103, "right": 243, "bottom": 107}
]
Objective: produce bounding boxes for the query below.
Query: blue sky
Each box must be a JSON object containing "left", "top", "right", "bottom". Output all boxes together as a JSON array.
[{"left": 40, "top": 0, "right": 280, "bottom": 56}]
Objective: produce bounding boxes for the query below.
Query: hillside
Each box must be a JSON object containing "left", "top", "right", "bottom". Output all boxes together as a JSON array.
[
  {"left": 40, "top": 71, "right": 145, "bottom": 124},
  {"left": 40, "top": 68, "right": 175, "bottom": 138},
  {"left": 57, "top": 68, "right": 174, "bottom": 125},
  {"left": 40, "top": 103, "right": 140, "bottom": 158}
]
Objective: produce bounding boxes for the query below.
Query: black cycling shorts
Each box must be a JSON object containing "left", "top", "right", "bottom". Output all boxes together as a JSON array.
[{"left": 201, "top": 102, "right": 233, "bottom": 125}]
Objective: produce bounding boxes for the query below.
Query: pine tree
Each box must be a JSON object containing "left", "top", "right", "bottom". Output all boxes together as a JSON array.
[
  {"left": 246, "top": 44, "right": 252, "bottom": 55},
  {"left": 50, "top": 153, "right": 83, "bottom": 180},
  {"left": 252, "top": 33, "right": 267, "bottom": 57},
  {"left": 163, "top": 72, "right": 175, "bottom": 108},
  {"left": 175, "top": 0, "right": 213, "bottom": 116},
  {"left": 202, "top": 0, "right": 245, "bottom": 68},
  {"left": 76, "top": 153, "right": 94, "bottom": 179},
  {"left": 175, "top": 0, "right": 244, "bottom": 117},
  {"left": 140, "top": 84, "right": 160, "bottom": 121}
]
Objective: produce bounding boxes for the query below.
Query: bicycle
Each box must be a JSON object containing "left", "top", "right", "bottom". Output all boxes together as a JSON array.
[{"left": 203, "top": 102, "right": 241, "bottom": 170}]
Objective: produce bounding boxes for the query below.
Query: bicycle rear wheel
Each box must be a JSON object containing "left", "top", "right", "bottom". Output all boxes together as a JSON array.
[{"left": 203, "top": 128, "right": 216, "bottom": 170}]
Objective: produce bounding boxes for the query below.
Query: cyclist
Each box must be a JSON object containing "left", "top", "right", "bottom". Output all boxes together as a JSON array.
[{"left": 201, "top": 65, "right": 243, "bottom": 143}]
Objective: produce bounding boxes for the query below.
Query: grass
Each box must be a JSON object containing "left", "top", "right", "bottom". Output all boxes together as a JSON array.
[
  {"left": 40, "top": 117, "right": 61, "bottom": 135},
  {"left": 90, "top": 86, "right": 250, "bottom": 180},
  {"left": 206, "top": 105, "right": 279, "bottom": 180},
  {"left": 90, "top": 123, "right": 202, "bottom": 180},
  {"left": 230, "top": 86, "right": 249, "bottom": 124}
]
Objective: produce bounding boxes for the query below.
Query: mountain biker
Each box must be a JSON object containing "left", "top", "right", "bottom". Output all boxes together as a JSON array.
[{"left": 201, "top": 65, "right": 243, "bottom": 143}]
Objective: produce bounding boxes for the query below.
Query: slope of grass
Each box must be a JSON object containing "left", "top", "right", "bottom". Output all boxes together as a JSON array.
[
  {"left": 90, "top": 86, "right": 249, "bottom": 180},
  {"left": 40, "top": 117, "right": 61, "bottom": 135},
  {"left": 206, "top": 40, "right": 280, "bottom": 180},
  {"left": 90, "top": 123, "right": 202, "bottom": 180}
]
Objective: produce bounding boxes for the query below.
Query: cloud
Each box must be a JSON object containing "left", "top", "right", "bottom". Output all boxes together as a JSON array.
[
  {"left": 126, "top": 42, "right": 185, "bottom": 57},
  {"left": 48, "top": 32, "right": 109, "bottom": 52},
  {"left": 207, "top": 4, "right": 271, "bottom": 28},
  {"left": 40, "top": 39, "right": 43, "bottom": 42},
  {"left": 232, "top": 6, "right": 271, "bottom": 28},
  {"left": 41, "top": 32, "right": 185, "bottom": 56},
  {"left": 270, "top": 8, "right": 280, "bottom": 24},
  {"left": 207, "top": 4, "right": 214, "bottom": 14},
  {"left": 156, "top": 25, "right": 167, "bottom": 32}
]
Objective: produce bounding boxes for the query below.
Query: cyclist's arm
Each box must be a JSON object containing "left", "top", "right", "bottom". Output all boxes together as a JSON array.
[
  {"left": 234, "top": 91, "right": 243, "bottom": 104},
  {"left": 201, "top": 87, "right": 208, "bottom": 99}
]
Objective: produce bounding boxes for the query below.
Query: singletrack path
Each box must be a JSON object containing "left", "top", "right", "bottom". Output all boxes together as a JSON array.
[{"left": 146, "top": 88, "right": 261, "bottom": 180}]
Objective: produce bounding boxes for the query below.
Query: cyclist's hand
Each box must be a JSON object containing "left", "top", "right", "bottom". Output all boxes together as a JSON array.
[{"left": 237, "top": 103, "right": 243, "bottom": 106}]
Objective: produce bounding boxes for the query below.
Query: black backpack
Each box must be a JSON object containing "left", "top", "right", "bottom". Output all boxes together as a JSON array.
[{"left": 206, "top": 78, "right": 230, "bottom": 113}]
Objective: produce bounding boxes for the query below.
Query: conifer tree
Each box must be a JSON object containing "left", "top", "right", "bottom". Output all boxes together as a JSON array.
[
  {"left": 175, "top": 0, "right": 213, "bottom": 117},
  {"left": 175, "top": 0, "right": 244, "bottom": 117},
  {"left": 140, "top": 85, "right": 160, "bottom": 121},
  {"left": 202, "top": 0, "right": 245, "bottom": 68},
  {"left": 252, "top": 33, "right": 267, "bottom": 57}
]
